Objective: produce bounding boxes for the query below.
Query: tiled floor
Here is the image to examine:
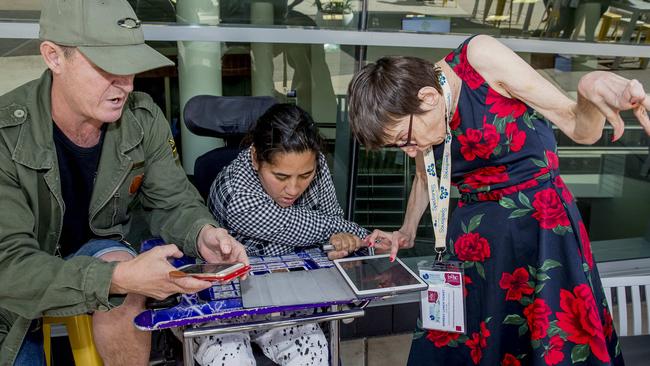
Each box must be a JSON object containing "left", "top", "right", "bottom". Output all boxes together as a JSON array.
[{"left": 341, "top": 333, "right": 412, "bottom": 366}]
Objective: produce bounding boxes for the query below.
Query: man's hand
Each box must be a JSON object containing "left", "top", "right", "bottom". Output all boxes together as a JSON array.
[
  {"left": 197, "top": 225, "right": 249, "bottom": 266},
  {"left": 111, "top": 244, "right": 213, "bottom": 300},
  {"left": 327, "top": 233, "right": 362, "bottom": 260}
]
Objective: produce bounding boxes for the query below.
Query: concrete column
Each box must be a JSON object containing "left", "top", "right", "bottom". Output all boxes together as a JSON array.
[
  {"left": 176, "top": 0, "right": 223, "bottom": 174},
  {"left": 250, "top": 1, "right": 275, "bottom": 97}
]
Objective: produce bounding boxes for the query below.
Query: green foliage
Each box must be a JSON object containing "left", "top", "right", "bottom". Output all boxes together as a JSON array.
[
  {"left": 322, "top": 0, "right": 353, "bottom": 14},
  {"left": 571, "top": 344, "right": 590, "bottom": 363},
  {"left": 503, "top": 314, "right": 526, "bottom": 325}
]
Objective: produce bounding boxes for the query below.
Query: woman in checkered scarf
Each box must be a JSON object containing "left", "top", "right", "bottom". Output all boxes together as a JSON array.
[{"left": 195, "top": 103, "right": 371, "bottom": 366}]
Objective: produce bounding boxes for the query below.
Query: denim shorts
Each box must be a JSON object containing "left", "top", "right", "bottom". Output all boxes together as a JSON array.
[
  {"left": 14, "top": 239, "right": 136, "bottom": 366},
  {"left": 64, "top": 239, "right": 137, "bottom": 259}
]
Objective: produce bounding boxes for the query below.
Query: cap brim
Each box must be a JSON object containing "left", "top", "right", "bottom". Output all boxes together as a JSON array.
[{"left": 78, "top": 43, "right": 174, "bottom": 76}]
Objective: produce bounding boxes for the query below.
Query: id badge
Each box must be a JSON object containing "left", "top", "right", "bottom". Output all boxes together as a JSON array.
[{"left": 418, "top": 261, "right": 466, "bottom": 333}]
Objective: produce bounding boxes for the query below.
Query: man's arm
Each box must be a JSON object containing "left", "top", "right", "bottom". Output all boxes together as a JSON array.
[
  {"left": 133, "top": 95, "right": 217, "bottom": 258},
  {"left": 132, "top": 95, "right": 248, "bottom": 265}
]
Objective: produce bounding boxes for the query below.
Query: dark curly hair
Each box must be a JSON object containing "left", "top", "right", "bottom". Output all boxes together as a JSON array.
[{"left": 244, "top": 103, "right": 323, "bottom": 164}]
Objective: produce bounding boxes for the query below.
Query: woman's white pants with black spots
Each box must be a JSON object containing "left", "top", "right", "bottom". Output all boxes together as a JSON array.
[{"left": 193, "top": 322, "right": 329, "bottom": 366}]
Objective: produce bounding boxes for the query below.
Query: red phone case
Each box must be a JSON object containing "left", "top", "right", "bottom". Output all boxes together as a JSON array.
[{"left": 190, "top": 264, "right": 251, "bottom": 282}]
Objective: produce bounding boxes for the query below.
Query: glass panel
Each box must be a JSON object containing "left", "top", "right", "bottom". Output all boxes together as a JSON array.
[
  {"left": 0, "top": 35, "right": 353, "bottom": 173},
  {"left": 128, "top": 0, "right": 363, "bottom": 29},
  {"left": 8, "top": 0, "right": 650, "bottom": 50},
  {"left": 7, "top": 0, "right": 650, "bottom": 49},
  {"left": 353, "top": 45, "right": 650, "bottom": 262},
  {"left": 0, "top": 0, "right": 40, "bottom": 21},
  {"left": 2, "top": 28, "right": 648, "bottom": 264},
  {"left": 365, "top": 0, "right": 650, "bottom": 46}
]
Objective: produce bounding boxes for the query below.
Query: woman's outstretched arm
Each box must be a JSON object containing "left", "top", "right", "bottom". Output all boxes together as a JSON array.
[{"left": 466, "top": 34, "right": 650, "bottom": 144}]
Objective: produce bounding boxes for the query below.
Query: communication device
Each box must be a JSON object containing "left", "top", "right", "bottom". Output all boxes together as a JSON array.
[
  {"left": 169, "top": 262, "right": 250, "bottom": 282},
  {"left": 333, "top": 254, "right": 427, "bottom": 297}
]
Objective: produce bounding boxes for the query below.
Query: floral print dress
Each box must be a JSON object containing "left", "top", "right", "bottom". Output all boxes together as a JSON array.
[{"left": 407, "top": 37, "right": 623, "bottom": 366}]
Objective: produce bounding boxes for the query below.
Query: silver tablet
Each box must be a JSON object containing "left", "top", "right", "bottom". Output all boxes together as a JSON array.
[{"left": 333, "top": 254, "right": 428, "bottom": 297}]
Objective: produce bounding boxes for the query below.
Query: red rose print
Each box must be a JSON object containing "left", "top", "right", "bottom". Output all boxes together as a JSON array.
[
  {"left": 450, "top": 108, "right": 461, "bottom": 131},
  {"left": 463, "top": 165, "right": 510, "bottom": 189},
  {"left": 603, "top": 308, "right": 613, "bottom": 341},
  {"left": 553, "top": 176, "right": 574, "bottom": 203},
  {"left": 479, "top": 321, "right": 490, "bottom": 347},
  {"left": 557, "top": 284, "right": 610, "bottom": 362},
  {"left": 466, "top": 333, "right": 483, "bottom": 364},
  {"left": 452, "top": 44, "right": 485, "bottom": 90},
  {"left": 545, "top": 150, "right": 559, "bottom": 170},
  {"left": 464, "top": 275, "right": 473, "bottom": 297},
  {"left": 445, "top": 51, "right": 456, "bottom": 63},
  {"left": 481, "top": 123, "right": 500, "bottom": 156},
  {"left": 505, "top": 123, "right": 526, "bottom": 151},
  {"left": 578, "top": 221, "right": 594, "bottom": 270},
  {"left": 486, "top": 87, "right": 527, "bottom": 118},
  {"left": 458, "top": 128, "right": 484, "bottom": 161},
  {"left": 499, "top": 267, "right": 534, "bottom": 301},
  {"left": 501, "top": 353, "right": 521, "bottom": 366},
  {"left": 533, "top": 167, "right": 550, "bottom": 179},
  {"left": 455, "top": 232, "right": 491, "bottom": 262},
  {"left": 531, "top": 188, "right": 570, "bottom": 230},
  {"left": 426, "top": 330, "right": 460, "bottom": 347},
  {"left": 466, "top": 321, "right": 490, "bottom": 364},
  {"left": 458, "top": 120, "right": 500, "bottom": 161},
  {"left": 544, "top": 335, "right": 565, "bottom": 365},
  {"left": 499, "top": 179, "right": 539, "bottom": 196},
  {"left": 445, "top": 50, "right": 455, "bottom": 63},
  {"left": 523, "top": 299, "right": 552, "bottom": 340},
  {"left": 476, "top": 191, "right": 503, "bottom": 201}
]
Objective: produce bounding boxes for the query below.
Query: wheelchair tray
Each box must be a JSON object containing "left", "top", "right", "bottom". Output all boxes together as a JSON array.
[{"left": 133, "top": 248, "right": 358, "bottom": 331}]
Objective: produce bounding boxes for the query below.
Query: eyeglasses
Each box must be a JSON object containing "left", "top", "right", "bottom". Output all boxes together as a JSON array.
[{"left": 385, "top": 114, "right": 416, "bottom": 148}]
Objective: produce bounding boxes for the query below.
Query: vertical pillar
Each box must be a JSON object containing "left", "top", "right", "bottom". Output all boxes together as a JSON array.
[
  {"left": 176, "top": 0, "right": 223, "bottom": 174},
  {"left": 250, "top": 1, "right": 275, "bottom": 97}
]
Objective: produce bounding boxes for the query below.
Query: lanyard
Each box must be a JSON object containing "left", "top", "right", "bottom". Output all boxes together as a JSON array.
[{"left": 423, "top": 72, "right": 453, "bottom": 259}]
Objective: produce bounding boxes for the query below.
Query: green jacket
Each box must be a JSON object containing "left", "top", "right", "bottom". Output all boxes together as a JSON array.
[{"left": 0, "top": 71, "right": 216, "bottom": 365}]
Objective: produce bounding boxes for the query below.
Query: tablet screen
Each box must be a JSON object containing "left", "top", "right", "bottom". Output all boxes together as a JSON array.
[{"left": 334, "top": 255, "right": 426, "bottom": 296}]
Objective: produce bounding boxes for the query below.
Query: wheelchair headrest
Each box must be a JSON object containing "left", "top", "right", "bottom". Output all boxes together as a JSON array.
[{"left": 183, "top": 95, "right": 277, "bottom": 138}]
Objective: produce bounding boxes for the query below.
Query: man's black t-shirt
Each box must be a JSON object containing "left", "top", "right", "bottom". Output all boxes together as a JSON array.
[{"left": 53, "top": 123, "right": 106, "bottom": 257}]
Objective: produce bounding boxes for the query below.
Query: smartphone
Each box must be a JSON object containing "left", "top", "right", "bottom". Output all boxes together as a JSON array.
[{"left": 169, "top": 263, "right": 250, "bottom": 282}]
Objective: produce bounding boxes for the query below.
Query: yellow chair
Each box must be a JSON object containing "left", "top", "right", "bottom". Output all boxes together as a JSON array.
[
  {"left": 42, "top": 315, "right": 103, "bottom": 366},
  {"left": 597, "top": 11, "right": 622, "bottom": 41},
  {"left": 485, "top": 0, "right": 510, "bottom": 27}
]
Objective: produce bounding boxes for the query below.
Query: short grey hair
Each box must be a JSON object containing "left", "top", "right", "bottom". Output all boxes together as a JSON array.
[{"left": 347, "top": 56, "right": 442, "bottom": 150}]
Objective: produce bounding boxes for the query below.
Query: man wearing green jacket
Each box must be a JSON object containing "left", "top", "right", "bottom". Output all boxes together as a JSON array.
[{"left": 0, "top": 1, "right": 249, "bottom": 365}]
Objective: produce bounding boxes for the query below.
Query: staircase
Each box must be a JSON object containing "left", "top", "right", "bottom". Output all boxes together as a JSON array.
[{"left": 352, "top": 149, "right": 435, "bottom": 240}]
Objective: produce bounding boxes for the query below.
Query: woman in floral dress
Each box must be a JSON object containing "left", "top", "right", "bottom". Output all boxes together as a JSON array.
[{"left": 347, "top": 35, "right": 650, "bottom": 365}]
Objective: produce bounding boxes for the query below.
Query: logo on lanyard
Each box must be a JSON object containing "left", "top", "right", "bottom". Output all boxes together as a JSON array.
[{"left": 424, "top": 72, "right": 453, "bottom": 260}]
